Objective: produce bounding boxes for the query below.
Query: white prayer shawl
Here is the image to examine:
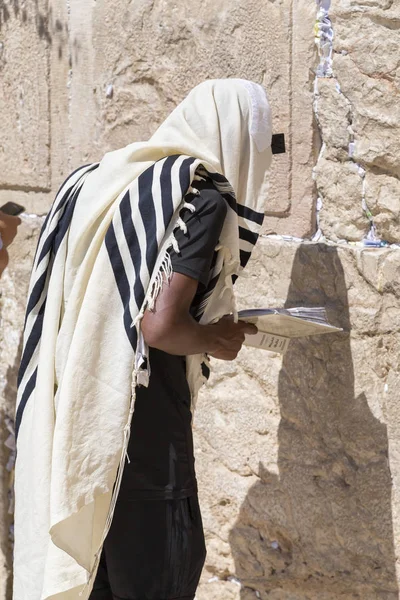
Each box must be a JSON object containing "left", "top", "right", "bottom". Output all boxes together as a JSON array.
[{"left": 13, "top": 79, "right": 272, "bottom": 600}]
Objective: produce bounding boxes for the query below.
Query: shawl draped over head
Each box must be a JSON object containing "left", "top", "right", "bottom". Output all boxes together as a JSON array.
[{"left": 13, "top": 79, "right": 272, "bottom": 600}]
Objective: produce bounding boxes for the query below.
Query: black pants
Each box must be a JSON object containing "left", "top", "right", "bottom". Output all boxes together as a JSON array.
[{"left": 89, "top": 494, "right": 207, "bottom": 600}]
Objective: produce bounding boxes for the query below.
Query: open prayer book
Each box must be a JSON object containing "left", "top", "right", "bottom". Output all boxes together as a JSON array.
[{"left": 238, "top": 307, "right": 343, "bottom": 354}]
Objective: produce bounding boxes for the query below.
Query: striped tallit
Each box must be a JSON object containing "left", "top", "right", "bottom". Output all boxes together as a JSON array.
[{"left": 13, "top": 79, "right": 273, "bottom": 600}]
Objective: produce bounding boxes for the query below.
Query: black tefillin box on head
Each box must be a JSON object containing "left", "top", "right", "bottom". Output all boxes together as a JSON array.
[
  {"left": 271, "top": 133, "right": 286, "bottom": 155},
  {"left": 271, "top": 133, "right": 286, "bottom": 154}
]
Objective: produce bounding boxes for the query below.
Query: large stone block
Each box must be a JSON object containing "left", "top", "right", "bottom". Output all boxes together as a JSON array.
[
  {"left": 365, "top": 172, "right": 400, "bottom": 244},
  {"left": 195, "top": 238, "right": 400, "bottom": 600},
  {"left": 1, "top": 0, "right": 318, "bottom": 234},
  {"left": 315, "top": 157, "right": 367, "bottom": 241},
  {"left": 316, "top": 1, "right": 400, "bottom": 244},
  {"left": 0, "top": 0, "right": 51, "bottom": 191},
  {"left": 78, "top": 0, "right": 315, "bottom": 236}
]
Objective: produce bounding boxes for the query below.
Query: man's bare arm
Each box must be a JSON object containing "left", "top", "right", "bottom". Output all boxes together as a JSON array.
[{"left": 141, "top": 272, "right": 257, "bottom": 361}]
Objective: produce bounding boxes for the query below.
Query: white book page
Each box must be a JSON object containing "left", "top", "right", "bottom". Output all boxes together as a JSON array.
[{"left": 240, "top": 313, "right": 342, "bottom": 339}]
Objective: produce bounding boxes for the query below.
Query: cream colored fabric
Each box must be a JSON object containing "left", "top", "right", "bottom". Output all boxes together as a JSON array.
[
  {"left": 13, "top": 79, "right": 272, "bottom": 600},
  {"left": 64, "top": 79, "right": 272, "bottom": 286}
]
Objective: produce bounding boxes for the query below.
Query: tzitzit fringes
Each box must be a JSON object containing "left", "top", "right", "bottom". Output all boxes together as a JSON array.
[
  {"left": 182, "top": 201, "right": 195, "bottom": 212},
  {"left": 80, "top": 369, "right": 139, "bottom": 597},
  {"left": 160, "top": 250, "right": 173, "bottom": 282},
  {"left": 193, "top": 174, "right": 207, "bottom": 182},
  {"left": 187, "top": 185, "right": 200, "bottom": 196},
  {"left": 132, "top": 187, "right": 201, "bottom": 328},
  {"left": 176, "top": 216, "right": 188, "bottom": 234},
  {"left": 170, "top": 232, "right": 180, "bottom": 254},
  {"left": 131, "top": 250, "right": 175, "bottom": 327},
  {"left": 147, "top": 250, "right": 174, "bottom": 311},
  {"left": 195, "top": 165, "right": 208, "bottom": 179}
]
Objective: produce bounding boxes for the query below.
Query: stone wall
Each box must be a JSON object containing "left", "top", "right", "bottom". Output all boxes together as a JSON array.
[
  {"left": 0, "top": 0, "right": 399, "bottom": 599},
  {"left": 314, "top": 1, "right": 400, "bottom": 244},
  {"left": 195, "top": 239, "right": 400, "bottom": 600}
]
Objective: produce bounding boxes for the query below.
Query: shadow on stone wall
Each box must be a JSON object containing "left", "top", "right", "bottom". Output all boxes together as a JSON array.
[{"left": 229, "top": 244, "right": 398, "bottom": 600}]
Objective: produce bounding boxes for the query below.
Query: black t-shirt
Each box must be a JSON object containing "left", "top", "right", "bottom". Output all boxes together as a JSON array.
[{"left": 118, "top": 177, "right": 227, "bottom": 500}]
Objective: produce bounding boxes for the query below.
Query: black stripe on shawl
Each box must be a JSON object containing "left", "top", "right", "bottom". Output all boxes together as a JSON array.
[
  {"left": 240, "top": 249, "right": 252, "bottom": 268},
  {"left": 119, "top": 191, "right": 145, "bottom": 310},
  {"left": 55, "top": 163, "right": 97, "bottom": 200},
  {"left": 53, "top": 183, "right": 82, "bottom": 255},
  {"left": 218, "top": 192, "right": 237, "bottom": 214},
  {"left": 25, "top": 269, "right": 48, "bottom": 322},
  {"left": 37, "top": 181, "right": 82, "bottom": 265},
  {"left": 198, "top": 169, "right": 238, "bottom": 217},
  {"left": 15, "top": 368, "right": 38, "bottom": 440},
  {"left": 137, "top": 156, "right": 196, "bottom": 276},
  {"left": 239, "top": 226, "right": 259, "bottom": 246},
  {"left": 24, "top": 183, "right": 83, "bottom": 325},
  {"left": 237, "top": 204, "right": 264, "bottom": 225},
  {"left": 204, "top": 171, "right": 227, "bottom": 184},
  {"left": 138, "top": 165, "right": 158, "bottom": 274},
  {"left": 179, "top": 156, "right": 197, "bottom": 196},
  {"left": 18, "top": 299, "right": 46, "bottom": 387},
  {"left": 202, "top": 168, "right": 264, "bottom": 227},
  {"left": 34, "top": 209, "right": 54, "bottom": 257},
  {"left": 36, "top": 164, "right": 98, "bottom": 253},
  {"left": 146, "top": 154, "right": 196, "bottom": 232},
  {"left": 16, "top": 164, "right": 100, "bottom": 440},
  {"left": 105, "top": 222, "right": 138, "bottom": 350},
  {"left": 160, "top": 155, "right": 179, "bottom": 228}
]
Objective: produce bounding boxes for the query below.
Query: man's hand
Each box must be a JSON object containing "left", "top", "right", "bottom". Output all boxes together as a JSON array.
[
  {"left": 141, "top": 272, "right": 257, "bottom": 360},
  {"left": 0, "top": 211, "right": 21, "bottom": 248},
  {"left": 208, "top": 316, "right": 257, "bottom": 360}
]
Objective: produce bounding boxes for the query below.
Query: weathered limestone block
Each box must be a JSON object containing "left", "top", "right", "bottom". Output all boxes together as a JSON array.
[
  {"left": 83, "top": 0, "right": 315, "bottom": 236},
  {"left": 91, "top": 0, "right": 287, "bottom": 146},
  {"left": 314, "top": 78, "right": 350, "bottom": 154},
  {"left": 315, "top": 158, "right": 366, "bottom": 241},
  {"left": 316, "top": 2, "right": 400, "bottom": 244},
  {"left": 0, "top": 0, "right": 51, "bottom": 191},
  {"left": 194, "top": 238, "right": 400, "bottom": 600},
  {"left": 365, "top": 172, "right": 400, "bottom": 244},
  {"left": 1, "top": 0, "right": 317, "bottom": 234}
]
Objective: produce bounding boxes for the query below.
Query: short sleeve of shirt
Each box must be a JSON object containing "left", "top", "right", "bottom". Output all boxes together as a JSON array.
[{"left": 170, "top": 186, "right": 227, "bottom": 289}]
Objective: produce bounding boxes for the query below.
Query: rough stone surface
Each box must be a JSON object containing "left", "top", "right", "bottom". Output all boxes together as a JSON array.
[
  {"left": 0, "top": 0, "right": 317, "bottom": 234},
  {"left": 365, "top": 172, "right": 400, "bottom": 244},
  {"left": 316, "top": 1, "right": 400, "bottom": 243},
  {"left": 195, "top": 238, "right": 400, "bottom": 600},
  {"left": 314, "top": 157, "right": 366, "bottom": 241},
  {"left": 0, "top": 1, "right": 400, "bottom": 599},
  {"left": 0, "top": 0, "right": 51, "bottom": 192}
]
